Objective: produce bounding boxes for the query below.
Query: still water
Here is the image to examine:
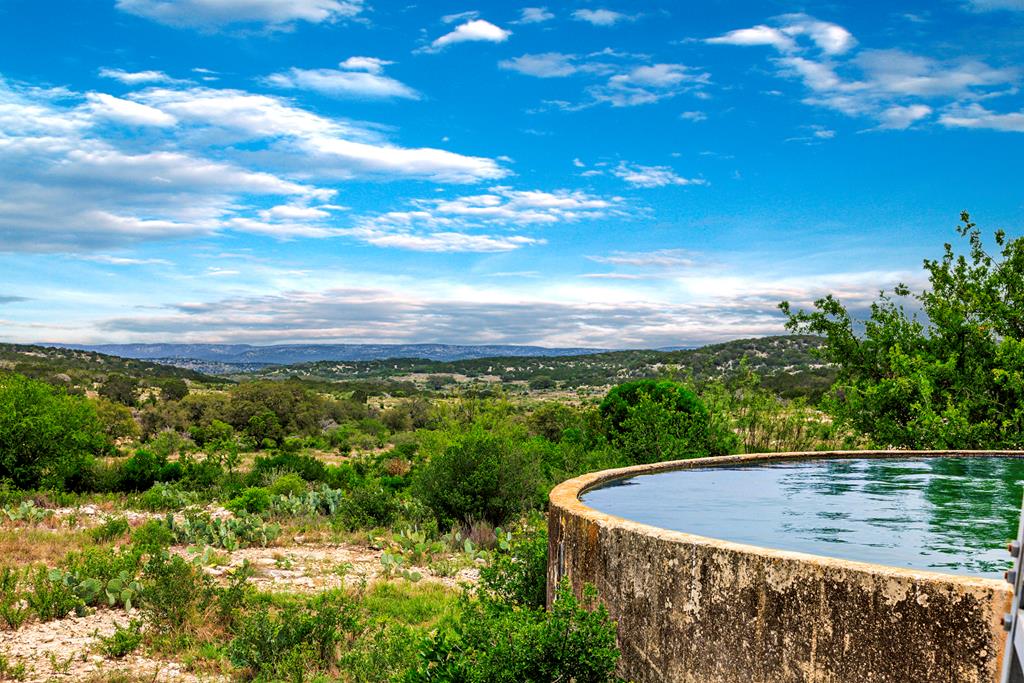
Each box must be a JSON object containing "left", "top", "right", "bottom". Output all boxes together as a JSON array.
[{"left": 581, "top": 456, "right": 1024, "bottom": 578}]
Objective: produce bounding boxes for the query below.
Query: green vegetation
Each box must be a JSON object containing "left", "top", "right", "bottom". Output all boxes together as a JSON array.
[{"left": 783, "top": 212, "right": 1024, "bottom": 449}]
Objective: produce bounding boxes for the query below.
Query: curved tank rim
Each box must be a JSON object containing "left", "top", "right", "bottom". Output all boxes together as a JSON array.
[{"left": 551, "top": 449, "right": 1024, "bottom": 589}]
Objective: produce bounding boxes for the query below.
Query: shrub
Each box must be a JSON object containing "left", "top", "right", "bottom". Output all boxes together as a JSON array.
[
  {"left": 98, "top": 620, "right": 144, "bottom": 658},
  {"left": 248, "top": 452, "right": 327, "bottom": 485},
  {"left": 406, "top": 582, "right": 621, "bottom": 683},
  {"left": 479, "top": 527, "right": 548, "bottom": 609},
  {"left": 131, "top": 519, "right": 174, "bottom": 553},
  {"left": 268, "top": 472, "right": 307, "bottom": 497},
  {"left": 414, "top": 425, "right": 543, "bottom": 527},
  {"left": 25, "top": 566, "right": 83, "bottom": 621},
  {"left": 600, "top": 379, "right": 731, "bottom": 463},
  {"left": 227, "top": 591, "right": 359, "bottom": 679},
  {"left": 0, "top": 374, "right": 108, "bottom": 490},
  {"left": 226, "top": 487, "right": 272, "bottom": 515},
  {"left": 89, "top": 517, "right": 130, "bottom": 543},
  {"left": 138, "top": 553, "right": 213, "bottom": 634}
]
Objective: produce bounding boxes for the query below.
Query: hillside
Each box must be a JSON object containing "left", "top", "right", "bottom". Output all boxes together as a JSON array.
[
  {"left": 0, "top": 343, "right": 222, "bottom": 392},
  {"left": 246, "top": 335, "right": 834, "bottom": 400},
  {"left": 64, "top": 342, "right": 607, "bottom": 369}
]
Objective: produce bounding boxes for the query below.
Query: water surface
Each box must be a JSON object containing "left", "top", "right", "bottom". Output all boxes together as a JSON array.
[{"left": 581, "top": 456, "right": 1024, "bottom": 578}]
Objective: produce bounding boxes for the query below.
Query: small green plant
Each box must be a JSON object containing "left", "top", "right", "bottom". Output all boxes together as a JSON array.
[
  {"left": 98, "top": 619, "right": 144, "bottom": 659},
  {"left": 0, "top": 566, "right": 29, "bottom": 629},
  {"left": 380, "top": 551, "right": 422, "bottom": 583},
  {"left": 46, "top": 651, "right": 74, "bottom": 675},
  {"left": 226, "top": 487, "right": 272, "bottom": 515},
  {"left": 89, "top": 516, "right": 130, "bottom": 543},
  {"left": 130, "top": 519, "right": 174, "bottom": 553},
  {"left": 0, "top": 652, "right": 28, "bottom": 681},
  {"left": 1, "top": 501, "right": 50, "bottom": 525},
  {"left": 162, "top": 512, "right": 280, "bottom": 551},
  {"left": 25, "top": 567, "right": 83, "bottom": 621},
  {"left": 138, "top": 553, "right": 213, "bottom": 635}
]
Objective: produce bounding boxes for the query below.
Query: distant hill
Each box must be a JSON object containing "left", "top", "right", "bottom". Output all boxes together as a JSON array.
[
  {"left": 59, "top": 342, "right": 608, "bottom": 369},
  {"left": 0, "top": 343, "right": 221, "bottom": 391},
  {"left": 245, "top": 335, "right": 834, "bottom": 400}
]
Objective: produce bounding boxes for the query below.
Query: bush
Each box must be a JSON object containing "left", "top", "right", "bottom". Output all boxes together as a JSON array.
[
  {"left": 479, "top": 527, "right": 548, "bottom": 609},
  {"left": 138, "top": 553, "right": 213, "bottom": 634},
  {"left": 117, "top": 449, "right": 180, "bottom": 492},
  {"left": 131, "top": 519, "right": 174, "bottom": 553},
  {"left": 25, "top": 566, "right": 83, "bottom": 621},
  {"left": 0, "top": 374, "right": 108, "bottom": 490},
  {"left": 406, "top": 582, "right": 621, "bottom": 683},
  {"left": 98, "top": 619, "right": 144, "bottom": 658},
  {"left": 268, "top": 472, "right": 308, "bottom": 497},
  {"left": 226, "top": 487, "right": 272, "bottom": 515},
  {"left": 90, "top": 517, "right": 130, "bottom": 543},
  {"left": 227, "top": 591, "right": 359, "bottom": 680},
  {"left": 414, "top": 425, "right": 543, "bottom": 527},
  {"left": 599, "top": 379, "right": 731, "bottom": 463},
  {"left": 248, "top": 452, "right": 327, "bottom": 485}
]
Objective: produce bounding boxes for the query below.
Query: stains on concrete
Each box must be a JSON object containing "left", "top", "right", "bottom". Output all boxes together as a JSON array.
[{"left": 549, "top": 450, "right": 1021, "bottom": 683}]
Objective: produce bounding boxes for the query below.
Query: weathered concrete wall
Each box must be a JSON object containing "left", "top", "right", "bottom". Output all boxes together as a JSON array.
[{"left": 548, "top": 451, "right": 1020, "bottom": 683}]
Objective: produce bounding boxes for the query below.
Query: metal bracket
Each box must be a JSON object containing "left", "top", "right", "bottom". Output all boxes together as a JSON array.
[{"left": 999, "top": 489, "right": 1024, "bottom": 683}]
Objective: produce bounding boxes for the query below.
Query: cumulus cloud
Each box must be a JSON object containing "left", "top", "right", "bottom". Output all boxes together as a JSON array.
[
  {"left": 499, "top": 53, "right": 579, "bottom": 78},
  {"left": 115, "top": 0, "right": 364, "bottom": 29},
  {"left": 343, "top": 186, "right": 622, "bottom": 252},
  {"left": 502, "top": 52, "right": 711, "bottom": 107},
  {"left": 572, "top": 9, "right": 631, "bottom": 26},
  {"left": 85, "top": 93, "right": 178, "bottom": 127},
  {"left": 98, "top": 68, "right": 184, "bottom": 85},
  {"left": 708, "top": 14, "right": 1021, "bottom": 131},
  {"left": 516, "top": 7, "right": 554, "bottom": 24},
  {"left": 706, "top": 14, "right": 854, "bottom": 55},
  {"left": 90, "top": 268, "right": 912, "bottom": 347},
  {"left": 0, "top": 75, "right": 517, "bottom": 253},
  {"left": 939, "top": 103, "right": 1024, "bottom": 131},
  {"left": 132, "top": 87, "right": 506, "bottom": 182},
  {"left": 422, "top": 19, "right": 510, "bottom": 52},
  {"left": 612, "top": 162, "right": 706, "bottom": 187},
  {"left": 265, "top": 59, "right": 419, "bottom": 99}
]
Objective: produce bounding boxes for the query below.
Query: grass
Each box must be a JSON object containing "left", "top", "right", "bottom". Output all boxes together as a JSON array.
[
  {"left": 359, "top": 581, "right": 459, "bottom": 627},
  {"left": 0, "top": 528, "right": 96, "bottom": 566}
]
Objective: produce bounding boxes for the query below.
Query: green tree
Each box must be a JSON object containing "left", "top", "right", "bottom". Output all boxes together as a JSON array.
[
  {"left": 159, "top": 378, "right": 189, "bottom": 401},
  {"left": 599, "top": 379, "right": 733, "bottom": 463},
  {"left": 780, "top": 212, "right": 1024, "bottom": 449},
  {"left": 99, "top": 374, "right": 139, "bottom": 407},
  {"left": 414, "top": 424, "right": 544, "bottom": 527},
  {"left": 0, "top": 374, "right": 108, "bottom": 489}
]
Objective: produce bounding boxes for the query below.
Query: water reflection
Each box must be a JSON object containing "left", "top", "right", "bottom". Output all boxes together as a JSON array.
[{"left": 580, "top": 456, "right": 1024, "bottom": 578}]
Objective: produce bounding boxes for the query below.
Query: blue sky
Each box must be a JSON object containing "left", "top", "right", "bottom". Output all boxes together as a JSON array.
[{"left": 0, "top": 0, "right": 1021, "bottom": 348}]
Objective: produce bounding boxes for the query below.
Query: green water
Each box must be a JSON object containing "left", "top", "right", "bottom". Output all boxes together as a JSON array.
[{"left": 581, "top": 456, "right": 1024, "bottom": 578}]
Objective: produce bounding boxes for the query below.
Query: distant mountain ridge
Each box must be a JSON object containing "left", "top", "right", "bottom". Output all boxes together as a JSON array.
[{"left": 59, "top": 343, "right": 609, "bottom": 365}]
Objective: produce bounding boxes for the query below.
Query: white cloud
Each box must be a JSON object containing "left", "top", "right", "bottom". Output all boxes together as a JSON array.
[
  {"left": 707, "top": 25, "right": 796, "bottom": 51},
  {"left": 517, "top": 7, "right": 554, "bottom": 23},
  {"left": 265, "top": 63, "right": 419, "bottom": 100},
  {"left": 572, "top": 9, "right": 630, "bottom": 26},
  {"left": 423, "top": 19, "right": 510, "bottom": 52},
  {"left": 499, "top": 53, "right": 578, "bottom": 78},
  {"left": 876, "top": 104, "right": 932, "bottom": 129},
  {"left": 967, "top": 0, "right": 1024, "bottom": 10},
  {"left": 679, "top": 110, "right": 707, "bottom": 122},
  {"left": 707, "top": 14, "right": 854, "bottom": 55},
  {"left": 115, "top": 0, "right": 364, "bottom": 28},
  {"left": 940, "top": 103, "right": 1024, "bottom": 131},
  {"left": 589, "top": 249, "right": 698, "bottom": 268},
  {"left": 85, "top": 93, "right": 178, "bottom": 127},
  {"left": 344, "top": 187, "right": 621, "bottom": 252},
  {"left": 442, "top": 10, "right": 479, "bottom": 24},
  {"left": 613, "top": 162, "right": 706, "bottom": 188},
  {"left": 711, "top": 15, "right": 1020, "bottom": 131},
  {"left": 98, "top": 68, "right": 182, "bottom": 85},
  {"left": 338, "top": 56, "right": 391, "bottom": 74},
  {"left": 82, "top": 255, "right": 174, "bottom": 266},
  {"left": 596, "top": 63, "right": 711, "bottom": 106},
  {"left": 134, "top": 87, "right": 506, "bottom": 182}
]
